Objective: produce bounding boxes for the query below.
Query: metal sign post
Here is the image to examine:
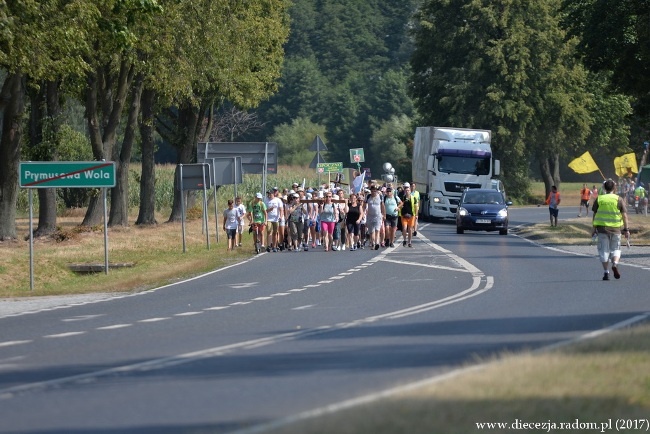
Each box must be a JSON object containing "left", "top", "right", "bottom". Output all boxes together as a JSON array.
[
  {"left": 176, "top": 163, "right": 212, "bottom": 252},
  {"left": 19, "top": 161, "right": 116, "bottom": 289}
]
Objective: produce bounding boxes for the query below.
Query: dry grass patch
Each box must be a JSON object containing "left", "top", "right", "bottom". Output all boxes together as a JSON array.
[
  {"left": 0, "top": 213, "right": 251, "bottom": 297},
  {"left": 267, "top": 324, "right": 650, "bottom": 434},
  {"left": 514, "top": 213, "right": 650, "bottom": 246}
]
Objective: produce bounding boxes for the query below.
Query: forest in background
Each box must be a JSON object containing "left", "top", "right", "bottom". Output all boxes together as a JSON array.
[{"left": 0, "top": 0, "right": 648, "bottom": 240}]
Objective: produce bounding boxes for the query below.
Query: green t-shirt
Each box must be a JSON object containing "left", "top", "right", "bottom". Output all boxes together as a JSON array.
[{"left": 249, "top": 200, "right": 267, "bottom": 223}]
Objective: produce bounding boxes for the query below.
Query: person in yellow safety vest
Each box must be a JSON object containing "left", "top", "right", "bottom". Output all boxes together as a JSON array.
[
  {"left": 634, "top": 183, "right": 648, "bottom": 215},
  {"left": 410, "top": 181, "right": 421, "bottom": 236},
  {"left": 592, "top": 179, "right": 630, "bottom": 281}
]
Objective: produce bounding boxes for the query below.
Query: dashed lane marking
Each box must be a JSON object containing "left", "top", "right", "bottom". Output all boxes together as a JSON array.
[
  {"left": 96, "top": 324, "right": 131, "bottom": 330},
  {"left": 0, "top": 340, "right": 31, "bottom": 348},
  {"left": 138, "top": 318, "right": 169, "bottom": 323},
  {"left": 44, "top": 332, "right": 86, "bottom": 338}
]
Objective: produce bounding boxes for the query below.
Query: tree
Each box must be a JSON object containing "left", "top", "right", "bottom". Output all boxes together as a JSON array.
[
  {"left": 0, "top": 0, "right": 97, "bottom": 240},
  {"left": 410, "top": 0, "right": 593, "bottom": 198},
  {"left": 563, "top": 0, "right": 650, "bottom": 118},
  {"left": 562, "top": 0, "right": 650, "bottom": 156},
  {"left": 160, "top": 0, "right": 290, "bottom": 223},
  {"left": 270, "top": 117, "right": 327, "bottom": 166},
  {"left": 251, "top": 0, "right": 418, "bottom": 171},
  {"left": 369, "top": 115, "right": 412, "bottom": 180}
]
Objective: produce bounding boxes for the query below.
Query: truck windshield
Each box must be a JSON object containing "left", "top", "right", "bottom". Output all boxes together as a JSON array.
[{"left": 437, "top": 155, "right": 490, "bottom": 175}]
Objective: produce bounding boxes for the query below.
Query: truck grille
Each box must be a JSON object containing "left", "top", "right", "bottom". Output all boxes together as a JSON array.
[{"left": 444, "top": 182, "right": 482, "bottom": 193}]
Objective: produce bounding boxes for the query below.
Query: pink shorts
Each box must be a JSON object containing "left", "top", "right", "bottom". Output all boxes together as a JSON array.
[{"left": 320, "top": 221, "right": 336, "bottom": 234}]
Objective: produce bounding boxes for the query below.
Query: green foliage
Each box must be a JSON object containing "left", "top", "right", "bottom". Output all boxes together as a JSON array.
[
  {"left": 270, "top": 117, "right": 327, "bottom": 166},
  {"left": 370, "top": 115, "right": 412, "bottom": 179},
  {"left": 252, "top": 0, "right": 418, "bottom": 174},
  {"left": 410, "top": 0, "right": 595, "bottom": 198}
]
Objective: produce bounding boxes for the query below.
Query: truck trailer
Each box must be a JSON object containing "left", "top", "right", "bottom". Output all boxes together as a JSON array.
[{"left": 413, "top": 126, "right": 500, "bottom": 219}]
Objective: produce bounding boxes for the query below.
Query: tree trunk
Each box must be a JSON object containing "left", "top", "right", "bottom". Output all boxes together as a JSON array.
[
  {"left": 109, "top": 76, "right": 143, "bottom": 227},
  {"left": 167, "top": 103, "right": 202, "bottom": 223},
  {"left": 539, "top": 154, "right": 561, "bottom": 198},
  {"left": 82, "top": 61, "right": 134, "bottom": 227},
  {"left": 30, "top": 81, "right": 63, "bottom": 237},
  {"left": 0, "top": 73, "right": 25, "bottom": 241},
  {"left": 136, "top": 87, "right": 158, "bottom": 225}
]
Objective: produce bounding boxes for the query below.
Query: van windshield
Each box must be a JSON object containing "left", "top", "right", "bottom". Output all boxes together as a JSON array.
[{"left": 437, "top": 155, "right": 490, "bottom": 175}]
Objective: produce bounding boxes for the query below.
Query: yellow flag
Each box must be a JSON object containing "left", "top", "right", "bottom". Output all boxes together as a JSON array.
[
  {"left": 568, "top": 151, "right": 599, "bottom": 174},
  {"left": 613, "top": 153, "right": 638, "bottom": 177}
]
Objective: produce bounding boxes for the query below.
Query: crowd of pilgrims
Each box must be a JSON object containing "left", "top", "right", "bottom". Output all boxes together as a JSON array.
[{"left": 221, "top": 181, "right": 421, "bottom": 253}]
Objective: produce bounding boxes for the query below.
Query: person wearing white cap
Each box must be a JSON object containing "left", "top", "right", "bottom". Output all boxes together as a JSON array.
[{"left": 247, "top": 193, "right": 267, "bottom": 253}]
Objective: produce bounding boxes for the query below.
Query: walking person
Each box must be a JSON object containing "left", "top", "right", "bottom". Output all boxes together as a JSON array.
[
  {"left": 222, "top": 199, "right": 239, "bottom": 252},
  {"left": 364, "top": 185, "right": 385, "bottom": 250},
  {"left": 411, "top": 181, "right": 420, "bottom": 236},
  {"left": 383, "top": 187, "right": 402, "bottom": 247},
  {"left": 592, "top": 179, "right": 630, "bottom": 280},
  {"left": 287, "top": 193, "right": 306, "bottom": 251},
  {"left": 577, "top": 183, "right": 592, "bottom": 217},
  {"left": 234, "top": 196, "right": 246, "bottom": 247},
  {"left": 399, "top": 182, "right": 417, "bottom": 247},
  {"left": 545, "top": 185, "right": 561, "bottom": 227},
  {"left": 345, "top": 193, "right": 364, "bottom": 251},
  {"left": 319, "top": 192, "right": 339, "bottom": 251},
  {"left": 247, "top": 193, "right": 267, "bottom": 253},
  {"left": 265, "top": 189, "right": 283, "bottom": 252}
]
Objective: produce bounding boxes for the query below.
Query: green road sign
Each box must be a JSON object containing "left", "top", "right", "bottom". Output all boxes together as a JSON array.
[
  {"left": 349, "top": 148, "right": 365, "bottom": 163},
  {"left": 20, "top": 161, "right": 116, "bottom": 188},
  {"left": 316, "top": 162, "right": 343, "bottom": 173}
]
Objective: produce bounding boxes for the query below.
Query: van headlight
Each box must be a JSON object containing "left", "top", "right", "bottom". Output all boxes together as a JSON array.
[
  {"left": 497, "top": 208, "right": 508, "bottom": 218},
  {"left": 458, "top": 207, "right": 468, "bottom": 216}
]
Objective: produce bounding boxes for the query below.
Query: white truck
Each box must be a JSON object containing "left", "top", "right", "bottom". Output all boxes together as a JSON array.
[{"left": 412, "top": 126, "right": 501, "bottom": 219}]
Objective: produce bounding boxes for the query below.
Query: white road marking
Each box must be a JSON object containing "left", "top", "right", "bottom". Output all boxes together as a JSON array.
[
  {"left": 230, "top": 282, "right": 259, "bottom": 289},
  {"left": 204, "top": 306, "right": 229, "bottom": 311},
  {"left": 0, "top": 340, "right": 31, "bottom": 348},
  {"left": 44, "top": 332, "right": 86, "bottom": 338},
  {"left": 96, "top": 324, "right": 131, "bottom": 330},
  {"left": 230, "top": 301, "right": 252, "bottom": 306},
  {"left": 379, "top": 258, "right": 469, "bottom": 273},
  {"left": 318, "top": 280, "right": 333, "bottom": 284},
  {"left": 138, "top": 317, "right": 169, "bottom": 323},
  {"left": 252, "top": 297, "right": 273, "bottom": 301},
  {"left": 292, "top": 305, "right": 314, "bottom": 310},
  {"left": 174, "top": 312, "right": 202, "bottom": 317},
  {"left": 289, "top": 288, "right": 305, "bottom": 292},
  {"left": 329, "top": 276, "right": 345, "bottom": 280},
  {"left": 271, "top": 293, "right": 290, "bottom": 296},
  {"left": 62, "top": 314, "right": 104, "bottom": 322}
]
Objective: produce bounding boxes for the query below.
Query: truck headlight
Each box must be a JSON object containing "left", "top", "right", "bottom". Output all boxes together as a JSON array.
[{"left": 432, "top": 197, "right": 441, "bottom": 203}]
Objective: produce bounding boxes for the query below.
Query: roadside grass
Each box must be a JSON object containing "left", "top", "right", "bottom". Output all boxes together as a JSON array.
[
  {"left": 265, "top": 324, "right": 650, "bottom": 434},
  {"left": 0, "top": 214, "right": 254, "bottom": 297}
]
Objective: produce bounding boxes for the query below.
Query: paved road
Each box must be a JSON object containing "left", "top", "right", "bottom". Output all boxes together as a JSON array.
[{"left": 0, "top": 207, "right": 648, "bottom": 433}]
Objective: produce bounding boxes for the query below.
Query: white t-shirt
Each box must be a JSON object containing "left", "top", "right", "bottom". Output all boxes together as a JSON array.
[
  {"left": 235, "top": 203, "right": 246, "bottom": 225},
  {"left": 265, "top": 197, "right": 284, "bottom": 222}
]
